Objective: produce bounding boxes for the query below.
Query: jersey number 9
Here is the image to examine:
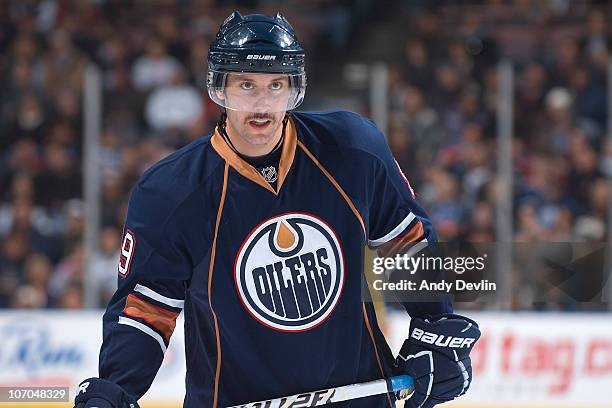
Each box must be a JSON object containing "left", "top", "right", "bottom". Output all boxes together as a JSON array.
[{"left": 118, "top": 229, "right": 136, "bottom": 278}]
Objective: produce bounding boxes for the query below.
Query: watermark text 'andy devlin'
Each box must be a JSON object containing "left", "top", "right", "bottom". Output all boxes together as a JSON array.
[{"left": 368, "top": 252, "right": 497, "bottom": 295}]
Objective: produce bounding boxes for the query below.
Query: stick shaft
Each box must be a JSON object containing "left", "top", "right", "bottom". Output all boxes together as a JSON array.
[{"left": 226, "top": 375, "right": 413, "bottom": 408}]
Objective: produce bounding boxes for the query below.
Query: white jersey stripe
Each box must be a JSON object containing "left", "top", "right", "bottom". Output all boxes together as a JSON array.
[
  {"left": 118, "top": 316, "right": 167, "bottom": 353},
  {"left": 134, "top": 284, "right": 185, "bottom": 309},
  {"left": 368, "top": 212, "right": 416, "bottom": 247}
]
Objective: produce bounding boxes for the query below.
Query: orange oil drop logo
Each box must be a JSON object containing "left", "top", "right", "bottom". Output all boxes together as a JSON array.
[{"left": 274, "top": 220, "right": 297, "bottom": 251}]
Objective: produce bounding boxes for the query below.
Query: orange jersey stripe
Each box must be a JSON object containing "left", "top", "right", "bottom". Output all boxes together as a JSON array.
[
  {"left": 362, "top": 302, "right": 393, "bottom": 408},
  {"left": 209, "top": 163, "right": 229, "bottom": 408},
  {"left": 297, "top": 140, "right": 366, "bottom": 239},
  {"left": 123, "top": 294, "right": 179, "bottom": 343}
]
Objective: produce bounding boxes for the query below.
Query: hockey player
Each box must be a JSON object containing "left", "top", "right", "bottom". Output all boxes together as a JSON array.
[{"left": 74, "top": 11, "right": 480, "bottom": 408}]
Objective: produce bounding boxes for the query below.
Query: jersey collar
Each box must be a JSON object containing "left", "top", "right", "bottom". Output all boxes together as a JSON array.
[{"left": 211, "top": 116, "right": 297, "bottom": 195}]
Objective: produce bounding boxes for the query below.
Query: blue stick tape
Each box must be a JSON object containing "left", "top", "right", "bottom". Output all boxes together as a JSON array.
[{"left": 389, "top": 375, "right": 414, "bottom": 392}]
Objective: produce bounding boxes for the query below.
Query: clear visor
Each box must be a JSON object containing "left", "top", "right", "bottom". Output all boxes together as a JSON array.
[{"left": 207, "top": 71, "right": 305, "bottom": 113}]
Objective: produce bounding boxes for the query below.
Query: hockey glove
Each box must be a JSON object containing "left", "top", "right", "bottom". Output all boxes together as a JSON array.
[
  {"left": 394, "top": 314, "right": 481, "bottom": 408},
  {"left": 74, "top": 378, "right": 139, "bottom": 408}
]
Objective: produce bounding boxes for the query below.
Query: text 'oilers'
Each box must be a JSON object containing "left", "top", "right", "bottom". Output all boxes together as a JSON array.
[{"left": 235, "top": 213, "right": 345, "bottom": 332}]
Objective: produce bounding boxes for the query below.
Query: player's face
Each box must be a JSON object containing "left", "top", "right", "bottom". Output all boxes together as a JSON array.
[
  {"left": 221, "top": 73, "right": 292, "bottom": 113},
  {"left": 222, "top": 73, "right": 289, "bottom": 156}
]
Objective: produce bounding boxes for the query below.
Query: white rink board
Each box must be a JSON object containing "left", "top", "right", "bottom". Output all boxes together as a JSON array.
[
  {"left": 0, "top": 311, "right": 185, "bottom": 403},
  {"left": 387, "top": 311, "right": 612, "bottom": 408},
  {"left": 1, "top": 311, "right": 612, "bottom": 407}
]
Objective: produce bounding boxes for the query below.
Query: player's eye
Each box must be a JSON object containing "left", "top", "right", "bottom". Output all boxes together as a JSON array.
[
  {"left": 270, "top": 81, "right": 283, "bottom": 91},
  {"left": 240, "top": 81, "right": 254, "bottom": 90}
]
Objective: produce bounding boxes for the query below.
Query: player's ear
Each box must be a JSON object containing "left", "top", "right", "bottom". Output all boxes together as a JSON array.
[{"left": 215, "top": 89, "right": 226, "bottom": 100}]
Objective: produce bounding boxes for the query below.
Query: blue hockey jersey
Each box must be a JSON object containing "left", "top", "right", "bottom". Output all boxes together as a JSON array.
[{"left": 101, "top": 110, "right": 452, "bottom": 407}]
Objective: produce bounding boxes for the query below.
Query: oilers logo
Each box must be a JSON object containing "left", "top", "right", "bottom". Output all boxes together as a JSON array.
[{"left": 235, "top": 213, "right": 344, "bottom": 332}]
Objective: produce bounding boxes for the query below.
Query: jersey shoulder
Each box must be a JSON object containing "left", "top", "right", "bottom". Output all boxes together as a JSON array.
[
  {"left": 129, "top": 133, "right": 222, "bottom": 226},
  {"left": 291, "top": 110, "right": 390, "bottom": 162},
  {"left": 139, "top": 133, "right": 220, "bottom": 192}
]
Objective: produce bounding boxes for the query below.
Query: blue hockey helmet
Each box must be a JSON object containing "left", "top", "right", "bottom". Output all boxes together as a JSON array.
[{"left": 207, "top": 11, "right": 306, "bottom": 112}]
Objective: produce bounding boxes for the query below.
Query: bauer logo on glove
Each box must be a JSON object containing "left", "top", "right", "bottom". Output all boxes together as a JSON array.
[
  {"left": 410, "top": 327, "right": 477, "bottom": 348},
  {"left": 395, "top": 314, "right": 481, "bottom": 408}
]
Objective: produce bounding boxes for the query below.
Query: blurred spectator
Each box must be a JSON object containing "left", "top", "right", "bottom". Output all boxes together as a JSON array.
[
  {"left": 403, "top": 38, "right": 432, "bottom": 86},
  {"left": 567, "top": 129, "right": 602, "bottom": 209},
  {"left": 186, "top": 38, "right": 210, "bottom": 87},
  {"left": 573, "top": 215, "right": 605, "bottom": 241},
  {"left": 61, "top": 199, "right": 85, "bottom": 254},
  {"left": 1, "top": 139, "right": 42, "bottom": 182},
  {"left": 10, "top": 253, "right": 53, "bottom": 308},
  {"left": 569, "top": 65, "right": 607, "bottom": 126},
  {"left": 132, "top": 38, "right": 181, "bottom": 92},
  {"left": 514, "top": 62, "right": 547, "bottom": 140},
  {"left": 34, "top": 143, "right": 82, "bottom": 210},
  {"left": 581, "top": 10, "right": 609, "bottom": 70},
  {"left": 6, "top": 92, "right": 49, "bottom": 145},
  {"left": 424, "top": 168, "right": 466, "bottom": 240},
  {"left": 549, "top": 37, "right": 580, "bottom": 87},
  {"left": 466, "top": 201, "right": 494, "bottom": 242},
  {"left": 0, "top": 232, "right": 28, "bottom": 305},
  {"left": 97, "top": 34, "right": 132, "bottom": 93},
  {"left": 59, "top": 281, "right": 83, "bottom": 309},
  {"left": 48, "top": 244, "right": 84, "bottom": 305},
  {"left": 90, "top": 226, "right": 120, "bottom": 307},
  {"left": 145, "top": 68, "right": 204, "bottom": 136},
  {"left": 43, "top": 30, "right": 88, "bottom": 93},
  {"left": 24, "top": 253, "right": 52, "bottom": 294},
  {"left": 12, "top": 285, "right": 47, "bottom": 308},
  {"left": 100, "top": 174, "right": 125, "bottom": 228},
  {"left": 52, "top": 87, "right": 81, "bottom": 129}
]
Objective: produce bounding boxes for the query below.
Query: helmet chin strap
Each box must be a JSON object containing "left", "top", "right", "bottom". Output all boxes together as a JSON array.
[
  {"left": 216, "top": 109, "right": 289, "bottom": 160},
  {"left": 216, "top": 108, "right": 237, "bottom": 151}
]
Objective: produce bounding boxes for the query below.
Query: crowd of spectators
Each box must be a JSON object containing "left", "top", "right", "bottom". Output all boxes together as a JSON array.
[
  {"left": 0, "top": 1, "right": 609, "bottom": 310},
  {"left": 387, "top": 3, "right": 610, "bottom": 310},
  {"left": 0, "top": 0, "right": 376, "bottom": 308}
]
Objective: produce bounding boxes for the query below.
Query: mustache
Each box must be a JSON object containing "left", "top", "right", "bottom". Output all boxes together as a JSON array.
[{"left": 246, "top": 113, "right": 274, "bottom": 122}]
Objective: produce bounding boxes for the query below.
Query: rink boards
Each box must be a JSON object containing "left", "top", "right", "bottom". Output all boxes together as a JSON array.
[{"left": 0, "top": 311, "right": 611, "bottom": 407}]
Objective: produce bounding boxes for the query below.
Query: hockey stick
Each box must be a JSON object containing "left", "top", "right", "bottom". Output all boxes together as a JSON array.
[{"left": 226, "top": 374, "right": 414, "bottom": 408}]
